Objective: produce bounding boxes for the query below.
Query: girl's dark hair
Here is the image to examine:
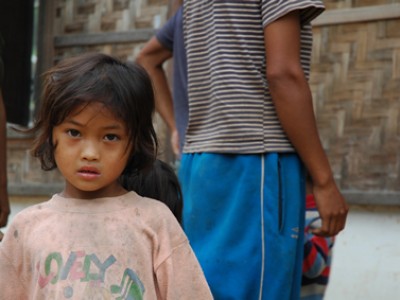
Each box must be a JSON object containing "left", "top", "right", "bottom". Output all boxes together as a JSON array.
[
  {"left": 121, "top": 159, "right": 183, "bottom": 224},
  {"left": 31, "top": 52, "right": 158, "bottom": 174}
]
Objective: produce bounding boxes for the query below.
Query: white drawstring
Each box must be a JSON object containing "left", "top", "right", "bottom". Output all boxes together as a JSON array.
[{"left": 259, "top": 154, "right": 265, "bottom": 300}]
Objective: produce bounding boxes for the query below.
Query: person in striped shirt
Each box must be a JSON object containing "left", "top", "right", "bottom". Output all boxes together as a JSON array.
[{"left": 178, "top": 1, "right": 348, "bottom": 299}]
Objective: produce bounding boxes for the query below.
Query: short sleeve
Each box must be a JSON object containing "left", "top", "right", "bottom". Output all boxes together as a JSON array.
[
  {"left": 155, "top": 242, "right": 213, "bottom": 299},
  {"left": 261, "top": 0, "right": 325, "bottom": 28},
  {"left": 0, "top": 219, "right": 29, "bottom": 299},
  {"left": 148, "top": 201, "right": 213, "bottom": 299},
  {"left": 155, "top": 6, "right": 183, "bottom": 51}
]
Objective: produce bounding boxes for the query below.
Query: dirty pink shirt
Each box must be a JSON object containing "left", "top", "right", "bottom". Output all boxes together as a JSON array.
[{"left": 0, "top": 192, "right": 213, "bottom": 299}]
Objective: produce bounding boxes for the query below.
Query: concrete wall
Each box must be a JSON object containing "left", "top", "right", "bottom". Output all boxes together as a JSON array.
[{"left": 325, "top": 205, "right": 400, "bottom": 299}]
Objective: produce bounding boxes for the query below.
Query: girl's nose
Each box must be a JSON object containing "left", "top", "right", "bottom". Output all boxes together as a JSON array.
[{"left": 81, "top": 140, "right": 100, "bottom": 161}]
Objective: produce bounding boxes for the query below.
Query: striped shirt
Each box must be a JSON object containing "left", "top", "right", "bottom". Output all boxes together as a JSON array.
[{"left": 183, "top": 0, "right": 324, "bottom": 153}]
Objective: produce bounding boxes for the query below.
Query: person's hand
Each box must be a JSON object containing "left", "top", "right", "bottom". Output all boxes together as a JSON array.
[
  {"left": 312, "top": 181, "right": 349, "bottom": 237},
  {"left": 0, "top": 189, "right": 10, "bottom": 228},
  {"left": 170, "top": 129, "right": 180, "bottom": 158}
]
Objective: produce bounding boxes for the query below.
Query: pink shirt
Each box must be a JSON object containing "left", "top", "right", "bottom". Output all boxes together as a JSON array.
[{"left": 0, "top": 192, "right": 212, "bottom": 299}]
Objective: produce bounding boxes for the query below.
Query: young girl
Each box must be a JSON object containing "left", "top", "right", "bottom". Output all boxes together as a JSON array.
[{"left": 0, "top": 53, "right": 212, "bottom": 299}]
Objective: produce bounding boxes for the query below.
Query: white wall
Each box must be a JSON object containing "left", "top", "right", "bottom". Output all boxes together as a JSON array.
[{"left": 325, "top": 205, "right": 400, "bottom": 300}]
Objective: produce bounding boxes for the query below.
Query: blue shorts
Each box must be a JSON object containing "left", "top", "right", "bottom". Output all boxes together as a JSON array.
[{"left": 179, "top": 152, "right": 305, "bottom": 300}]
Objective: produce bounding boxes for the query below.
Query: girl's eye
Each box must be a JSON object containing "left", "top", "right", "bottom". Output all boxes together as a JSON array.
[
  {"left": 67, "top": 129, "right": 80, "bottom": 137},
  {"left": 104, "top": 134, "right": 120, "bottom": 141}
]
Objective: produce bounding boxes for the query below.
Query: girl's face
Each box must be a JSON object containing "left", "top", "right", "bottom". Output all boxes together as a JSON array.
[{"left": 52, "top": 102, "right": 133, "bottom": 199}]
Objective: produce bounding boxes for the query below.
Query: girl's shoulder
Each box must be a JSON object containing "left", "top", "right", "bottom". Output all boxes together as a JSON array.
[
  {"left": 128, "top": 191, "right": 175, "bottom": 215},
  {"left": 2, "top": 199, "right": 53, "bottom": 244},
  {"left": 9, "top": 199, "right": 52, "bottom": 223},
  {"left": 126, "top": 191, "right": 184, "bottom": 234}
]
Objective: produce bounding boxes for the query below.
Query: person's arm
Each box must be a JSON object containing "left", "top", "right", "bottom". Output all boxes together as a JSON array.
[
  {"left": 264, "top": 11, "right": 348, "bottom": 237},
  {"left": 0, "top": 90, "right": 9, "bottom": 228},
  {"left": 136, "top": 37, "right": 180, "bottom": 156}
]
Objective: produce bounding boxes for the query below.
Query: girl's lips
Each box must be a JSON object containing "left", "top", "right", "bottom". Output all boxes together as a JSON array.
[
  {"left": 77, "top": 167, "right": 100, "bottom": 179},
  {"left": 79, "top": 166, "right": 100, "bottom": 173}
]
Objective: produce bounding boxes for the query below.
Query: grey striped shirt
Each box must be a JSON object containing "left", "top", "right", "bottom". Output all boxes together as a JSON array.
[{"left": 183, "top": 0, "right": 324, "bottom": 154}]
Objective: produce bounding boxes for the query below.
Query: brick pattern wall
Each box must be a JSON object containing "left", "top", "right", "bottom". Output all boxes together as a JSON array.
[
  {"left": 311, "top": 18, "right": 400, "bottom": 192},
  {"left": 54, "top": 0, "right": 169, "bottom": 34},
  {"left": 7, "top": 130, "right": 64, "bottom": 196}
]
